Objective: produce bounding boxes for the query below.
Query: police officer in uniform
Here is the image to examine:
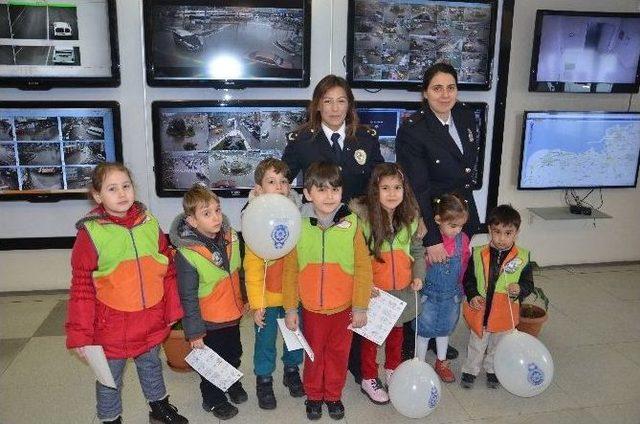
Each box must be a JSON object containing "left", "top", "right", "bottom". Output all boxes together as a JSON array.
[{"left": 396, "top": 63, "right": 481, "bottom": 361}]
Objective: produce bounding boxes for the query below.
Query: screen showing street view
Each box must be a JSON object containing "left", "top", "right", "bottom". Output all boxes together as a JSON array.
[
  {"left": 0, "top": 107, "right": 118, "bottom": 195},
  {"left": 148, "top": 1, "right": 308, "bottom": 85},
  {"left": 350, "top": 0, "right": 494, "bottom": 88},
  {"left": 0, "top": 0, "right": 114, "bottom": 79},
  {"left": 154, "top": 104, "right": 307, "bottom": 193},
  {"left": 519, "top": 112, "right": 640, "bottom": 189}
]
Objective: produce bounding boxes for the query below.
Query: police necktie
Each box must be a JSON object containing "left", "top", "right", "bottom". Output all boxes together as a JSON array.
[{"left": 330, "top": 132, "right": 342, "bottom": 164}]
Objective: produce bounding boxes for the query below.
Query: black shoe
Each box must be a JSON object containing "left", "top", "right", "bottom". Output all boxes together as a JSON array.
[
  {"left": 256, "top": 376, "right": 277, "bottom": 410},
  {"left": 205, "top": 401, "right": 238, "bottom": 420},
  {"left": 305, "top": 400, "right": 322, "bottom": 420},
  {"left": 427, "top": 339, "right": 459, "bottom": 360},
  {"left": 486, "top": 373, "right": 500, "bottom": 389},
  {"left": 283, "top": 366, "right": 305, "bottom": 397},
  {"left": 148, "top": 396, "right": 189, "bottom": 424},
  {"left": 325, "top": 400, "right": 345, "bottom": 420},
  {"left": 102, "top": 417, "right": 121, "bottom": 424},
  {"left": 460, "top": 373, "right": 476, "bottom": 389},
  {"left": 227, "top": 381, "right": 248, "bottom": 404}
]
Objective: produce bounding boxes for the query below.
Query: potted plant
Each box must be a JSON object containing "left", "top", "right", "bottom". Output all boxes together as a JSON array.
[
  {"left": 162, "top": 321, "right": 193, "bottom": 372},
  {"left": 517, "top": 287, "right": 549, "bottom": 337}
]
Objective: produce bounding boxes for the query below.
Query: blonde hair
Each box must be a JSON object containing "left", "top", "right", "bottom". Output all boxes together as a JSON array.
[{"left": 182, "top": 183, "right": 219, "bottom": 216}]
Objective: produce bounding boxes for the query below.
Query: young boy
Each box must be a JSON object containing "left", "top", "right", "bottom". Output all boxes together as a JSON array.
[
  {"left": 170, "top": 184, "right": 247, "bottom": 420},
  {"left": 460, "top": 204, "right": 534, "bottom": 389},
  {"left": 243, "top": 158, "right": 304, "bottom": 410},
  {"left": 283, "top": 162, "right": 373, "bottom": 421}
]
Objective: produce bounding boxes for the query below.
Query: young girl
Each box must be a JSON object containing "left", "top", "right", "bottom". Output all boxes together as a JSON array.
[
  {"left": 415, "top": 193, "right": 470, "bottom": 383},
  {"left": 349, "top": 163, "right": 425, "bottom": 404},
  {"left": 65, "top": 163, "right": 188, "bottom": 424}
]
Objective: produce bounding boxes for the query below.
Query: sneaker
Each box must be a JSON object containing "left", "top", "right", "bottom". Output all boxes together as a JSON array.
[
  {"left": 325, "top": 400, "right": 345, "bottom": 420},
  {"left": 460, "top": 373, "right": 476, "bottom": 389},
  {"left": 206, "top": 401, "right": 238, "bottom": 421},
  {"left": 305, "top": 400, "right": 322, "bottom": 420},
  {"left": 227, "top": 381, "right": 248, "bottom": 404},
  {"left": 384, "top": 368, "right": 394, "bottom": 388},
  {"left": 428, "top": 339, "right": 458, "bottom": 360},
  {"left": 256, "top": 376, "right": 277, "bottom": 410},
  {"left": 102, "top": 417, "right": 121, "bottom": 424},
  {"left": 486, "top": 373, "right": 500, "bottom": 389},
  {"left": 148, "top": 396, "right": 188, "bottom": 424},
  {"left": 360, "top": 378, "right": 390, "bottom": 405},
  {"left": 283, "top": 366, "right": 305, "bottom": 398},
  {"left": 434, "top": 359, "right": 455, "bottom": 383}
]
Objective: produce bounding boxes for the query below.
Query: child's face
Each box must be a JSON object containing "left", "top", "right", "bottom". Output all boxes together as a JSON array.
[
  {"left": 256, "top": 168, "right": 290, "bottom": 196},
  {"left": 303, "top": 184, "right": 342, "bottom": 220},
  {"left": 186, "top": 199, "right": 223, "bottom": 238},
  {"left": 488, "top": 223, "right": 519, "bottom": 251},
  {"left": 378, "top": 175, "right": 404, "bottom": 214},
  {"left": 435, "top": 213, "right": 468, "bottom": 238},
  {"left": 92, "top": 170, "right": 135, "bottom": 218}
]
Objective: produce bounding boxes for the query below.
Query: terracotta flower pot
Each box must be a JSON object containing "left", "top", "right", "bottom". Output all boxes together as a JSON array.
[
  {"left": 517, "top": 304, "right": 548, "bottom": 337},
  {"left": 163, "top": 329, "right": 193, "bottom": 372}
]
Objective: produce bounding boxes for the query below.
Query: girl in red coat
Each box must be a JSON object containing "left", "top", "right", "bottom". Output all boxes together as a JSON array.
[{"left": 65, "top": 163, "right": 188, "bottom": 424}]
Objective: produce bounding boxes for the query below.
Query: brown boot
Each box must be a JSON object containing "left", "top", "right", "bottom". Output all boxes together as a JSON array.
[{"left": 434, "top": 359, "right": 455, "bottom": 383}]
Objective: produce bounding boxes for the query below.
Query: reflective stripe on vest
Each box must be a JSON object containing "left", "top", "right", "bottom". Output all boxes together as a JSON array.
[
  {"left": 84, "top": 213, "right": 168, "bottom": 312},
  {"left": 178, "top": 229, "right": 243, "bottom": 323},
  {"left": 296, "top": 213, "right": 358, "bottom": 311}
]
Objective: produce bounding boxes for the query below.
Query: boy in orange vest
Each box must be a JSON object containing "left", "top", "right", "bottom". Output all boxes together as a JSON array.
[
  {"left": 460, "top": 205, "right": 534, "bottom": 389},
  {"left": 283, "top": 162, "right": 373, "bottom": 420},
  {"left": 170, "top": 184, "right": 247, "bottom": 420}
]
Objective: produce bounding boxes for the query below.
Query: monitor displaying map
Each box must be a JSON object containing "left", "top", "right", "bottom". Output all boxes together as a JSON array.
[{"left": 518, "top": 111, "right": 640, "bottom": 189}]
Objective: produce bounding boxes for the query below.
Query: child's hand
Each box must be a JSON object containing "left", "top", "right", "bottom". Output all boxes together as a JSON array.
[
  {"left": 73, "top": 347, "right": 87, "bottom": 362},
  {"left": 285, "top": 311, "right": 298, "bottom": 331},
  {"left": 427, "top": 243, "right": 448, "bottom": 264},
  {"left": 507, "top": 283, "right": 521, "bottom": 297},
  {"left": 370, "top": 287, "right": 380, "bottom": 298},
  {"left": 190, "top": 338, "right": 205, "bottom": 349},
  {"left": 469, "top": 296, "right": 485, "bottom": 310},
  {"left": 254, "top": 308, "right": 266, "bottom": 328},
  {"left": 351, "top": 311, "right": 368, "bottom": 328},
  {"left": 411, "top": 278, "right": 423, "bottom": 291}
]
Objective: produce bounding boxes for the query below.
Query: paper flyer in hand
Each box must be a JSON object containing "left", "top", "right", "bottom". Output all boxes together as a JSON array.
[
  {"left": 185, "top": 345, "right": 243, "bottom": 391},
  {"left": 276, "top": 318, "right": 315, "bottom": 362},
  {"left": 83, "top": 345, "right": 117, "bottom": 389},
  {"left": 349, "top": 289, "right": 407, "bottom": 346}
]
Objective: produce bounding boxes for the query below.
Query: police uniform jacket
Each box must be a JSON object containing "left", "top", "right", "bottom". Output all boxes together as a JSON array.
[
  {"left": 395, "top": 102, "right": 480, "bottom": 247},
  {"left": 282, "top": 125, "right": 384, "bottom": 202}
]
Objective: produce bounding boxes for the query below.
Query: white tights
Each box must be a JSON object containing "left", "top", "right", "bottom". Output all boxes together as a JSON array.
[{"left": 416, "top": 336, "right": 449, "bottom": 361}]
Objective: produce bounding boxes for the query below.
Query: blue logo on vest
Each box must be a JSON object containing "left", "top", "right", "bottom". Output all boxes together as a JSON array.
[
  {"left": 271, "top": 224, "right": 289, "bottom": 249},
  {"left": 527, "top": 363, "right": 544, "bottom": 386},
  {"left": 427, "top": 386, "right": 439, "bottom": 408}
]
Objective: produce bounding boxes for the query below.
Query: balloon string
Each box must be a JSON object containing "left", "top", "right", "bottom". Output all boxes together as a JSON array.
[
  {"left": 507, "top": 290, "right": 516, "bottom": 331},
  {"left": 414, "top": 289, "right": 418, "bottom": 359},
  {"left": 258, "top": 259, "right": 268, "bottom": 333}
]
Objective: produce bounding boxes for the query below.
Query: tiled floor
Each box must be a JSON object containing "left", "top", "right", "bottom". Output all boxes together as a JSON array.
[{"left": 1, "top": 263, "right": 639, "bottom": 423}]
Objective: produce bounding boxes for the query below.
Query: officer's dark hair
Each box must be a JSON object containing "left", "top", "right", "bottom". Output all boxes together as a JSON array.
[
  {"left": 303, "top": 161, "right": 343, "bottom": 191},
  {"left": 422, "top": 62, "right": 458, "bottom": 91},
  {"left": 487, "top": 204, "right": 521, "bottom": 230}
]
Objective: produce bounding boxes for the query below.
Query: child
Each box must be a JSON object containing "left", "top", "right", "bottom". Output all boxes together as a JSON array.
[
  {"left": 460, "top": 204, "right": 534, "bottom": 389},
  {"left": 349, "top": 163, "right": 425, "bottom": 404},
  {"left": 243, "top": 158, "right": 304, "bottom": 410},
  {"left": 415, "top": 193, "right": 470, "bottom": 383},
  {"left": 170, "top": 184, "right": 247, "bottom": 420},
  {"left": 283, "top": 162, "right": 373, "bottom": 421},
  {"left": 65, "top": 163, "right": 188, "bottom": 424}
]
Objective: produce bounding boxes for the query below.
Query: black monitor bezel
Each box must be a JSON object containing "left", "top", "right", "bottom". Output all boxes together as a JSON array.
[
  {"left": 0, "top": 100, "right": 123, "bottom": 202},
  {"left": 528, "top": 10, "right": 640, "bottom": 94},
  {"left": 517, "top": 110, "right": 640, "bottom": 190},
  {"left": 346, "top": 0, "right": 498, "bottom": 91},
  {"left": 0, "top": 0, "right": 121, "bottom": 90},
  {"left": 143, "top": 0, "right": 312, "bottom": 89}
]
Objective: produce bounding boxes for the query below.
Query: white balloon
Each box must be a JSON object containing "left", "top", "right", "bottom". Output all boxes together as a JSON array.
[
  {"left": 388, "top": 358, "right": 442, "bottom": 419},
  {"left": 494, "top": 330, "right": 554, "bottom": 397},
  {"left": 241, "top": 193, "right": 301, "bottom": 260}
]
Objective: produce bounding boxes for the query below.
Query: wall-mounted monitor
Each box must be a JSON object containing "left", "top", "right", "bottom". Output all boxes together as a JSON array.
[
  {"left": 356, "top": 101, "right": 487, "bottom": 188},
  {"left": 0, "top": 0, "right": 120, "bottom": 89},
  {"left": 144, "top": 0, "right": 311, "bottom": 88},
  {"left": 152, "top": 100, "right": 308, "bottom": 197},
  {"left": 346, "top": 0, "right": 497, "bottom": 91},
  {"left": 518, "top": 111, "right": 640, "bottom": 189},
  {"left": 0, "top": 102, "right": 122, "bottom": 201},
  {"left": 529, "top": 10, "right": 640, "bottom": 93}
]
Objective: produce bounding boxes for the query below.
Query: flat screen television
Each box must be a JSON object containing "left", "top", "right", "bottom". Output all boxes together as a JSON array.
[
  {"left": 152, "top": 100, "right": 309, "bottom": 197},
  {"left": 0, "top": 0, "right": 120, "bottom": 89},
  {"left": 518, "top": 111, "right": 640, "bottom": 189},
  {"left": 144, "top": 0, "right": 311, "bottom": 88},
  {"left": 529, "top": 10, "right": 640, "bottom": 93},
  {"left": 356, "top": 101, "right": 487, "bottom": 188},
  {"left": 346, "top": 0, "right": 497, "bottom": 90},
  {"left": 0, "top": 101, "right": 122, "bottom": 201}
]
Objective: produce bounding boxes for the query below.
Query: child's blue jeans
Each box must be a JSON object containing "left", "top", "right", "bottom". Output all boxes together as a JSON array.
[
  {"left": 96, "top": 345, "right": 167, "bottom": 421},
  {"left": 253, "top": 306, "right": 303, "bottom": 377}
]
